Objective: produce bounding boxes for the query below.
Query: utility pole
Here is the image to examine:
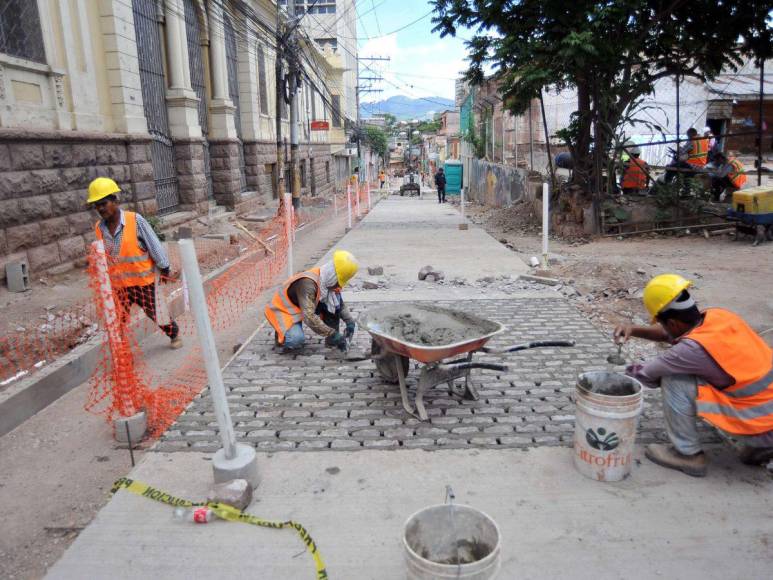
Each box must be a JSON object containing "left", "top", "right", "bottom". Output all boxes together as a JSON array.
[
  {"left": 288, "top": 0, "right": 301, "bottom": 209},
  {"left": 275, "top": 5, "right": 285, "bottom": 210},
  {"left": 357, "top": 56, "right": 389, "bottom": 182}
]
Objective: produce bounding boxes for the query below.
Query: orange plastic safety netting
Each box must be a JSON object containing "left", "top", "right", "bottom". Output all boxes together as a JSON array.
[{"left": 83, "top": 187, "right": 378, "bottom": 437}]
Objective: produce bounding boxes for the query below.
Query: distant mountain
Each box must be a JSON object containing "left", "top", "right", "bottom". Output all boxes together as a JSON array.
[{"left": 360, "top": 95, "right": 455, "bottom": 120}]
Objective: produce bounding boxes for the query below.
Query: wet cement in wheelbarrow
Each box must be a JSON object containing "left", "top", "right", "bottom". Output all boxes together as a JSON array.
[{"left": 380, "top": 312, "right": 486, "bottom": 346}]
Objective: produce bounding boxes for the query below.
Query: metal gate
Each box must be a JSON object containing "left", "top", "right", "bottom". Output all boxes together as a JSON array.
[
  {"left": 223, "top": 13, "right": 247, "bottom": 192},
  {"left": 183, "top": 0, "right": 214, "bottom": 200},
  {"left": 132, "top": 0, "right": 180, "bottom": 214}
]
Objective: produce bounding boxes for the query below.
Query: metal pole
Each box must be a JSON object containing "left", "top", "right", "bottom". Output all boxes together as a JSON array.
[
  {"left": 288, "top": 0, "right": 301, "bottom": 210},
  {"left": 178, "top": 239, "right": 237, "bottom": 460},
  {"left": 675, "top": 74, "right": 681, "bottom": 159},
  {"left": 284, "top": 191, "right": 293, "bottom": 277},
  {"left": 528, "top": 101, "right": 534, "bottom": 170},
  {"left": 346, "top": 184, "right": 353, "bottom": 229},
  {"left": 758, "top": 60, "right": 764, "bottom": 186},
  {"left": 461, "top": 186, "right": 465, "bottom": 222},
  {"left": 542, "top": 182, "right": 549, "bottom": 268},
  {"left": 275, "top": 5, "right": 285, "bottom": 207}
]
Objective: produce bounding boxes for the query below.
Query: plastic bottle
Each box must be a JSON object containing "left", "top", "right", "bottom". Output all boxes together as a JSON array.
[{"left": 173, "top": 506, "right": 214, "bottom": 524}]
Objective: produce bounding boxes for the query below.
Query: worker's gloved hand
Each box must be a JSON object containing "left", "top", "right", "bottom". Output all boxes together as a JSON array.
[
  {"left": 345, "top": 321, "right": 356, "bottom": 339},
  {"left": 329, "top": 331, "right": 347, "bottom": 351}
]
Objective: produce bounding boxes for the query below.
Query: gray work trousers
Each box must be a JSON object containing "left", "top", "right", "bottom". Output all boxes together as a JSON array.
[{"left": 662, "top": 374, "right": 773, "bottom": 455}]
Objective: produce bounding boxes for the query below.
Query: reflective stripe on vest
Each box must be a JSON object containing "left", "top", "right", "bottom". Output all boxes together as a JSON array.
[
  {"left": 264, "top": 268, "right": 322, "bottom": 343},
  {"left": 683, "top": 308, "right": 773, "bottom": 435},
  {"left": 622, "top": 159, "right": 648, "bottom": 189},
  {"left": 687, "top": 138, "right": 708, "bottom": 166},
  {"left": 728, "top": 159, "right": 747, "bottom": 189},
  {"left": 94, "top": 211, "right": 156, "bottom": 288}
]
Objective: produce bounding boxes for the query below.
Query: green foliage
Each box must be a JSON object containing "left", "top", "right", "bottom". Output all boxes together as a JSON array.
[
  {"left": 432, "top": 0, "right": 772, "bottom": 192},
  {"left": 462, "top": 125, "right": 485, "bottom": 159},
  {"left": 650, "top": 176, "right": 712, "bottom": 220},
  {"left": 362, "top": 125, "right": 389, "bottom": 161},
  {"left": 146, "top": 215, "right": 166, "bottom": 242},
  {"left": 416, "top": 119, "right": 441, "bottom": 133}
]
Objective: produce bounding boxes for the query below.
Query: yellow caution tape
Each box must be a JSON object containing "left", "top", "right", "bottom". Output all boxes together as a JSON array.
[{"left": 111, "top": 477, "right": 328, "bottom": 579}]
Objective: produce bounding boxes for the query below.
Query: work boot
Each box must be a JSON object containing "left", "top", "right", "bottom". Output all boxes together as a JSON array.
[
  {"left": 644, "top": 444, "right": 707, "bottom": 477},
  {"left": 737, "top": 446, "right": 773, "bottom": 466},
  {"left": 169, "top": 337, "right": 183, "bottom": 349}
]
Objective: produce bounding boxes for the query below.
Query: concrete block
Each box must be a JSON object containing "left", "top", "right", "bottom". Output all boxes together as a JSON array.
[
  {"left": 114, "top": 411, "right": 147, "bottom": 445},
  {"left": 5, "top": 261, "right": 30, "bottom": 292},
  {"left": 207, "top": 479, "right": 253, "bottom": 511},
  {"left": 212, "top": 443, "right": 259, "bottom": 489}
]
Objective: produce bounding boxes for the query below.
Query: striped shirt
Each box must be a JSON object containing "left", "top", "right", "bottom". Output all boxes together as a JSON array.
[{"left": 98, "top": 210, "right": 170, "bottom": 271}]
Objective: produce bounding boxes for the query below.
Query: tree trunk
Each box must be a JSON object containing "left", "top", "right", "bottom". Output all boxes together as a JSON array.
[{"left": 572, "top": 81, "right": 593, "bottom": 191}]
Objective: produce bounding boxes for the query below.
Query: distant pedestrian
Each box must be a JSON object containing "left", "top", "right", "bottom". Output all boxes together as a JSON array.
[
  {"left": 379, "top": 170, "right": 386, "bottom": 189},
  {"left": 87, "top": 177, "right": 182, "bottom": 349},
  {"left": 434, "top": 168, "right": 446, "bottom": 203}
]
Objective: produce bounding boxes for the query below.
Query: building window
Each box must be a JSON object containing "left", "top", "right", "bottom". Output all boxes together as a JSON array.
[
  {"left": 279, "top": 1, "right": 335, "bottom": 14},
  {"left": 258, "top": 44, "right": 268, "bottom": 115},
  {"left": 315, "top": 37, "right": 337, "bottom": 51},
  {"left": 0, "top": 0, "right": 46, "bottom": 63},
  {"left": 331, "top": 95, "right": 341, "bottom": 128}
]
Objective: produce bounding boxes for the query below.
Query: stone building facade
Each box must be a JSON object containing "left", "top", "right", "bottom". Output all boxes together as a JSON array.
[{"left": 0, "top": 0, "right": 342, "bottom": 278}]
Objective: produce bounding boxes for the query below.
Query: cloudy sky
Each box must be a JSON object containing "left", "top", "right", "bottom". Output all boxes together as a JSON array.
[{"left": 354, "top": 0, "right": 471, "bottom": 105}]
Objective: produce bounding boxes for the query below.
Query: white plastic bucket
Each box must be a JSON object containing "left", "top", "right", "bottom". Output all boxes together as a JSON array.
[
  {"left": 573, "top": 371, "right": 643, "bottom": 482},
  {"left": 403, "top": 504, "right": 501, "bottom": 580}
]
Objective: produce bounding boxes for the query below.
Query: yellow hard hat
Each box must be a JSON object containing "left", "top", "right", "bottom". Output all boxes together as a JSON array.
[
  {"left": 643, "top": 274, "right": 693, "bottom": 321},
  {"left": 333, "top": 250, "right": 358, "bottom": 287},
  {"left": 87, "top": 177, "right": 121, "bottom": 204}
]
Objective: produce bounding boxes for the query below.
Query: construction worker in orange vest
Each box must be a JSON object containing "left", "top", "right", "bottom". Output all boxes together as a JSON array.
[
  {"left": 379, "top": 170, "right": 386, "bottom": 189},
  {"left": 665, "top": 128, "right": 708, "bottom": 182},
  {"left": 265, "top": 250, "right": 359, "bottom": 352},
  {"left": 87, "top": 177, "right": 182, "bottom": 349},
  {"left": 709, "top": 151, "right": 747, "bottom": 201},
  {"left": 620, "top": 148, "right": 649, "bottom": 195},
  {"left": 614, "top": 274, "right": 773, "bottom": 476}
]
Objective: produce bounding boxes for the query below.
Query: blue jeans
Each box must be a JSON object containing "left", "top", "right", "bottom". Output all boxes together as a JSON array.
[
  {"left": 662, "top": 374, "right": 773, "bottom": 454},
  {"left": 282, "top": 322, "right": 306, "bottom": 350}
]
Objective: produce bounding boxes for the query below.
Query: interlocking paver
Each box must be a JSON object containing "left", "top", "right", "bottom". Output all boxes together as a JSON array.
[{"left": 159, "top": 298, "right": 719, "bottom": 452}]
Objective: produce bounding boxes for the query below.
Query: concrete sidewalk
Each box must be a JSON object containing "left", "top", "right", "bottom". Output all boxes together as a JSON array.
[{"left": 46, "top": 195, "right": 773, "bottom": 579}]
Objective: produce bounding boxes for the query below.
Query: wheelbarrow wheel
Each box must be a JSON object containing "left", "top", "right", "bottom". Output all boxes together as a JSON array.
[{"left": 371, "top": 339, "right": 409, "bottom": 384}]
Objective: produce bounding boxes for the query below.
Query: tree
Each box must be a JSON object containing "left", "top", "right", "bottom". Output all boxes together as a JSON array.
[
  {"left": 362, "top": 125, "right": 389, "bottom": 163},
  {"left": 432, "top": 0, "right": 772, "bottom": 196}
]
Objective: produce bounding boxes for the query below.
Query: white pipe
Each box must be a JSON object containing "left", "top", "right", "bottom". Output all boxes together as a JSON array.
[
  {"left": 355, "top": 180, "right": 361, "bottom": 218},
  {"left": 366, "top": 181, "right": 371, "bottom": 211},
  {"left": 178, "top": 239, "right": 237, "bottom": 460},
  {"left": 181, "top": 271, "right": 190, "bottom": 312},
  {"left": 333, "top": 192, "right": 337, "bottom": 216},
  {"left": 284, "top": 192, "right": 294, "bottom": 277},
  {"left": 542, "top": 182, "right": 549, "bottom": 267},
  {"left": 346, "top": 184, "right": 352, "bottom": 229},
  {"left": 461, "top": 186, "right": 466, "bottom": 222}
]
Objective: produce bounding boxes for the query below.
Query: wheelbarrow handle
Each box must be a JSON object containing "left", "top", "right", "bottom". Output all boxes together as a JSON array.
[
  {"left": 482, "top": 340, "right": 575, "bottom": 354},
  {"left": 445, "top": 362, "right": 509, "bottom": 372}
]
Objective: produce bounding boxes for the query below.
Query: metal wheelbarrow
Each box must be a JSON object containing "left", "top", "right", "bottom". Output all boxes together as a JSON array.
[{"left": 359, "top": 303, "right": 575, "bottom": 420}]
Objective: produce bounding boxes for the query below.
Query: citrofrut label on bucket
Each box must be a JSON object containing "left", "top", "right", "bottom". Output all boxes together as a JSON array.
[{"left": 575, "top": 426, "right": 631, "bottom": 469}]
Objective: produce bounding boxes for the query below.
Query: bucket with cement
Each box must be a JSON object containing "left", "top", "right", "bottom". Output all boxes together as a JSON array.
[
  {"left": 403, "top": 504, "right": 501, "bottom": 579},
  {"left": 573, "top": 371, "right": 643, "bottom": 482}
]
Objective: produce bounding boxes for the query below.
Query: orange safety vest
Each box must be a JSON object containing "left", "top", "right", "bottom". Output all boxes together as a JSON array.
[
  {"left": 682, "top": 308, "right": 773, "bottom": 436},
  {"left": 264, "top": 267, "right": 322, "bottom": 343},
  {"left": 621, "top": 158, "right": 648, "bottom": 190},
  {"left": 728, "top": 159, "right": 747, "bottom": 189},
  {"left": 95, "top": 211, "right": 156, "bottom": 288},
  {"left": 687, "top": 138, "right": 709, "bottom": 166}
]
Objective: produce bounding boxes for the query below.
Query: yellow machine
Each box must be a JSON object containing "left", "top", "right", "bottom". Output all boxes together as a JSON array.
[
  {"left": 732, "top": 185, "right": 773, "bottom": 215},
  {"left": 727, "top": 185, "right": 773, "bottom": 245}
]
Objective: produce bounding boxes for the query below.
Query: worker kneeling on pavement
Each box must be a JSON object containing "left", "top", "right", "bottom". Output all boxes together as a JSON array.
[
  {"left": 87, "top": 177, "right": 182, "bottom": 349},
  {"left": 265, "top": 250, "right": 359, "bottom": 352},
  {"left": 614, "top": 274, "right": 773, "bottom": 477}
]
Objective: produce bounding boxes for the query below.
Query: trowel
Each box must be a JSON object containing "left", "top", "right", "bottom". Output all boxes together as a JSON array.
[{"left": 607, "top": 342, "right": 626, "bottom": 366}]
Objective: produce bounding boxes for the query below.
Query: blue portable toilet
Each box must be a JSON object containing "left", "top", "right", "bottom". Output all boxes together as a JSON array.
[{"left": 443, "top": 160, "right": 463, "bottom": 195}]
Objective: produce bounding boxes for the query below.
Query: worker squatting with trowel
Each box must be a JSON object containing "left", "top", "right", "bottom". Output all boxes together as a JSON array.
[
  {"left": 615, "top": 274, "right": 773, "bottom": 476},
  {"left": 264, "top": 250, "right": 360, "bottom": 354}
]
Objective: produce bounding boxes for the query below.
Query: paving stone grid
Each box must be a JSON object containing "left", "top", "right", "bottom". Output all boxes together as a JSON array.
[{"left": 157, "top": 298, "right": 718, "bottom": 452}]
